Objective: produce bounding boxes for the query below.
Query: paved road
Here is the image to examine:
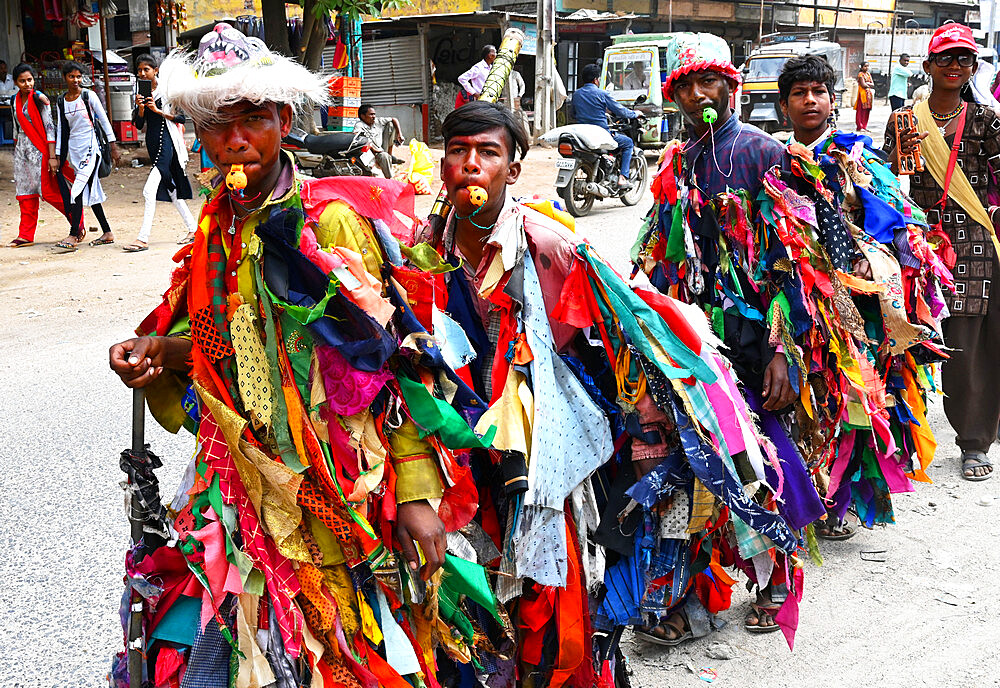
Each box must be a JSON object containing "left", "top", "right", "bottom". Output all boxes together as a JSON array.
[{"left": 0, "top": 104, "right": 997, "bottom": 686}]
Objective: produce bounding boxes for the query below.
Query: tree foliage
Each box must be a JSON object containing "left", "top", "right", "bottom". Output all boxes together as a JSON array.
[{"left": 261, "top": 0, "right": 410, "bottom": 71}]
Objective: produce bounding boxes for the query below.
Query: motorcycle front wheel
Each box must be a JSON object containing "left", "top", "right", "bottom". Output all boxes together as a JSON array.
[
  {"left": 560, "top": 163, "right": 595, "bottom": 217},
  {"left": 620, "top": 153, "right": 648, "bottom": 207}
]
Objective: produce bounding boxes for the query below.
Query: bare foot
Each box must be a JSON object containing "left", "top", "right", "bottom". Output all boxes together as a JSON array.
[{"left": 962, "top": 451, "right": 993, "bottom": 480}]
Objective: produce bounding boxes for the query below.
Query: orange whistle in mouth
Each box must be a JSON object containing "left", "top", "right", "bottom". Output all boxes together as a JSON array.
[
  {"left": 467, "top": 185, "right": 488, "bottom": 207},
  {"left": 226, "top": 164, "right": 248, "bottom": 193}
]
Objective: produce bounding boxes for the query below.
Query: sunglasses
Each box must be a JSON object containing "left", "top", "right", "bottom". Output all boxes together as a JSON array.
[{"left": 931, "top": 53, "right": 976, "bottom": 67}]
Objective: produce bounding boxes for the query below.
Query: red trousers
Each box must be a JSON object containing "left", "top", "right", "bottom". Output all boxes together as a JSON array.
[
  {"left": 16, "top": 165, "right": 80, "bottom": 241},
  {"left": 855, "top": 107, "right": 871, "bottom": 130}
]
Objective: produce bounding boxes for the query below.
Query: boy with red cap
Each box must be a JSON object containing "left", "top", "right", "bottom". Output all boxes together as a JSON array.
[{"left": 887, "top": 22, "right": 1000, "bottom": 481}]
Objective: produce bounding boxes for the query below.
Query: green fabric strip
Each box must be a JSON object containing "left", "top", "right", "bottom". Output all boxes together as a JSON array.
[
  {"left": 395, "top": 375, "right": 496, "bottom": 449},
  {"left": 665, "top": 202, "right": 687, "bottom": 263},
  {"left": 255, "top": 266, "right": 306, "bottom": 473},
  {"left": 580, "top": 246, "right": 716, "bottom": 384},
  {"left": 400, "top": 242, "right": 460, "bottom": 274}
]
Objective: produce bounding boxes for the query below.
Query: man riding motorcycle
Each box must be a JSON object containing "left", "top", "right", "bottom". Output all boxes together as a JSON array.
[{"left": 570, "top": 62, "right": 642, "bottom": 188}]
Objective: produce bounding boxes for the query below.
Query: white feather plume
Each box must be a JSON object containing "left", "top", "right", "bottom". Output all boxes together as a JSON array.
[{"left": 157, "top": 48, "right": 330, "bottom": 126}]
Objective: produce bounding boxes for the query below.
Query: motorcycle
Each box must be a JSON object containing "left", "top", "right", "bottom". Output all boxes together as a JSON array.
[
  {"left": 282, "top": 128, "right": 376, "bottom": 177},
  {"left": 542, "top": 95, "right": 650, "bottom": 217}
]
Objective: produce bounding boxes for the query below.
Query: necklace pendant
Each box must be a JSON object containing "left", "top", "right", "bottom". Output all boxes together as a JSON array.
[{"left": 938, "top": 126, "right": 947, "bottom": 136}]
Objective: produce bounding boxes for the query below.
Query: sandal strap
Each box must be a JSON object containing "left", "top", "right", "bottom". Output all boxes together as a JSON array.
[
  {"left": 751, "top": 602, "right": 781, "bottom": 615},
  {"left": 962, "top": 455, "right": 993, "bottom": 469},
  {"left": 662, "top": 617, "right": 685, "bottom": 635}
]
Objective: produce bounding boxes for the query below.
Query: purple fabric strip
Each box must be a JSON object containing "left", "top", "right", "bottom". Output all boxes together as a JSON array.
[
  {"left": 748, "top": 392, "right": 826, "bottom": 530},
  {"left": 829, "top": 476, "right": 852, "bottom": 521}
]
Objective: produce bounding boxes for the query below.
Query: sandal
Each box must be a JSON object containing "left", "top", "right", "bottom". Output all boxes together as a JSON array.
[
  {"left": 634, "top": 611, "right": 692, "bottom": 647},
  {"left": 122, "top": 243, "right": 149, "bottom": 253},
  {"left": 961, "top": 451, "right": 993, "bottom": 482},
  {"left": 7, "top": 238, "right": 33, "bottom": 248},
  {"left": 814, "top": 519, "right": 856, "bottom": 541},
  {"left": 53, "top": 239, "right": 79, "bottom": 253},
  {"left": 90, "top": 233, "right": 114, "bottom": 246},
  {"left": 177, "top": 232, "right": 196, "bottom": 245},
  {"left": 745, "top": 603, "right": 782, "bottom": 634},
  {"left": 745, "top": 588, "right": 783, "bottom": 634}
]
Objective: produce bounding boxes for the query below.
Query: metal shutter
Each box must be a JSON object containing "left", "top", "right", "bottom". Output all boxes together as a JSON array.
[{"left": 358, "top": 36, "right": 425, "bottom": 105}]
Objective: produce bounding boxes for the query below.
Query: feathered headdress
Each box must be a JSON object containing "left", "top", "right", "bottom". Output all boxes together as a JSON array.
[{"left": 158, "top": 22, "right": 329, "bottom": 125}]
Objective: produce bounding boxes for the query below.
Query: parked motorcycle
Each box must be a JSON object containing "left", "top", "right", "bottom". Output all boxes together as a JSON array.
[
  {"left": 282, "top": 128, "right": 376, "bottom": 177},
  {"left": 541, "top": 96, "right": 649, "bottom": 217}
]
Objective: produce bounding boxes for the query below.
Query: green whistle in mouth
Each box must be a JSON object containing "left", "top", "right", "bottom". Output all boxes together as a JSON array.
[{"left": 702, "top": 107, "right": 718, "bottom": 124}]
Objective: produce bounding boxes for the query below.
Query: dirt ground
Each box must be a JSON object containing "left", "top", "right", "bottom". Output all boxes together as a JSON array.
[{"left": 1, "top": 126, "right": 998, "bottom": 687}]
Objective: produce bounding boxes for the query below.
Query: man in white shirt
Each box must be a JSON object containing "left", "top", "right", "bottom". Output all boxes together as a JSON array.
[
  {"left": 623, "top": 61, "right": 650, "bottom": 92},
  {"left": 353, "top": 103, "right": 404, "bottom": 177},
  {"left": 0, "top": 60, "right": 15, "bottom": 140},
  {"left": 0, "top": 61, "right": 13, "bottom": 94},
  {"left": 457, "top": 45, "right": 497, "bottom": 104}
]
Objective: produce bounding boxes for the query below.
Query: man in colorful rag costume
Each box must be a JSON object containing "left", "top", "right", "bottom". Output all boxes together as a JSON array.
[
  {"left": 886, "top": 22, "right": 1000, "bottom": 481},
  {"left": 108, "top": 23, "right": 512, "bottom": 688},
  {"left": 407, "top": 99, "right": 804, "bottom": 675},
  {"left": 633, "top": 33, "right": 824, "bottom": 637},
  {"left": 767, "top": 54, "right": 950, "bottom": 536}
]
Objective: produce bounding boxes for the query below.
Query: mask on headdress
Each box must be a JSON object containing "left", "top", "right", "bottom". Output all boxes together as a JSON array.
[
  {"left": 157, "top": 22, "right": 329, "bottom": 127},
  {"left": 194, "top": 23, "right": 273, "bottom": 75}
]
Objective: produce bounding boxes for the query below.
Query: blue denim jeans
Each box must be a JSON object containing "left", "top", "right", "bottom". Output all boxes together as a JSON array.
[{"left": 613, "top": 132, "right": 634, "bottom": 178}]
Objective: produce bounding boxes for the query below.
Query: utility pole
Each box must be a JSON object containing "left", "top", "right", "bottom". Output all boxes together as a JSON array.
[
  {"left": 533, "top": 0, "right": 556, "bottom": 137},
  {"left": 886, "top": 12, "right": 896, "bottom": 105},
  {"left": 97, "top": 3, "right": 113, "bottom": 120},
  {"left": 988, "top": 0, "right": 997, "bottom": 52}
]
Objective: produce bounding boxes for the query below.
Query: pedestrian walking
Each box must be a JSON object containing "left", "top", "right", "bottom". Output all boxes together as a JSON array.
[
  {"left": 52, "top": 61, "right": 118, "bottom": 253},
  {"left": 8, "top": 63, "right": 78, "bottom": 247},
  {"left": 886, "top": 22, "right": 1000, "bottom": 481},
  {"left": 124, "top": 53, "right": 196, "bottom": 252}
]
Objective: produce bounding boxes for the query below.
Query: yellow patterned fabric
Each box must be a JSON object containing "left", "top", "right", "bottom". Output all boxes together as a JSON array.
[
  {"left": 388, "top": 421, "right": 445, "bottom": 503},
  {"left": 230, "top": 304, "right": 274, "bottom": 431},
  {"left": 687, "top": 478, "right": 715, "bottom": 534},
  {"left": 314, "top": 200, "right": 385, "bottom": 276}
]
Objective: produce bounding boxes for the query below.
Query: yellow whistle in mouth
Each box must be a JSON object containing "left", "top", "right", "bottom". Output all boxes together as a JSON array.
[
  {"left": 226, "top": 164, "right": 247, "bottom": 193},
  {"left": 467, "top": 185, "right": 488, "bottom": 207}
]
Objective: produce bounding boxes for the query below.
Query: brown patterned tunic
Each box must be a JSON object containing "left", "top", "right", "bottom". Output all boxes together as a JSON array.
[{"left": 885, "top": 104, "right": 1000, "bottom": 316}]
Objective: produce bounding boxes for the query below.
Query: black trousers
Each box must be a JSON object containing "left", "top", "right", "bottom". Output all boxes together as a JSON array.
[
  {"left": 889, "top": 95, "right": 905, "bottom": 112},
  {"left": 56, "top": 164, "right": 111, "bottom": 239},
  {"left": 942, "top": 265, "right": 1000, "bottom": 452}
]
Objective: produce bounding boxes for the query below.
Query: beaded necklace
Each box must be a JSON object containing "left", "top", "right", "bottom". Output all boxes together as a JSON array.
[{"left": 929, "top": 101, "right": 966, "bottom": 135}]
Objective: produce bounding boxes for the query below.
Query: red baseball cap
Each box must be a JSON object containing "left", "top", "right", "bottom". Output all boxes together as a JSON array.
[{"left": 927, "top": 23, "right": 978, "bottom": 55}]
